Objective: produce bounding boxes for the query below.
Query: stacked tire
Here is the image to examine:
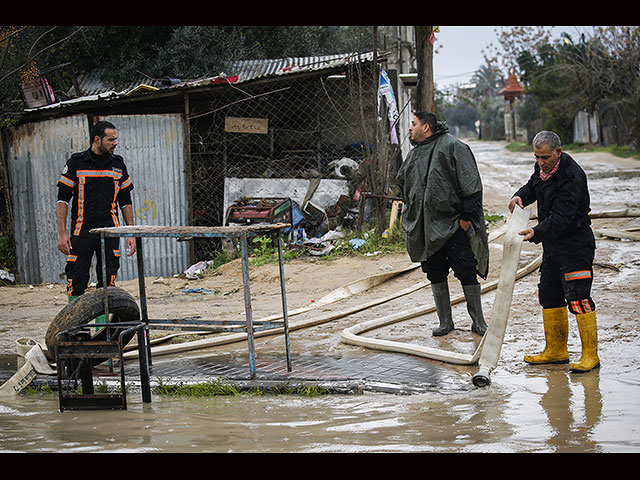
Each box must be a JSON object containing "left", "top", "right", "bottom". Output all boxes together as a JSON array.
[{"left": 45, "top": 287, "right": 140, "bottom": 363}]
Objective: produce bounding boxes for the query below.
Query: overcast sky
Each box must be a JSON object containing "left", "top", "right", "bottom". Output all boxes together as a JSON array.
[{"left": 432, "top": 25, "right": 584, "bottom": 89}]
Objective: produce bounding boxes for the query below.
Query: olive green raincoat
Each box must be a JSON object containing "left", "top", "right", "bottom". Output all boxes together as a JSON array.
[{"left": 396, "top": 122, "right": 489, "bottom": 279}]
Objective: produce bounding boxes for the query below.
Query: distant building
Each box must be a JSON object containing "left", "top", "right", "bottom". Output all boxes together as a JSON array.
[{"left": 499, "top": 69, "right": 526, "bottom": 142}]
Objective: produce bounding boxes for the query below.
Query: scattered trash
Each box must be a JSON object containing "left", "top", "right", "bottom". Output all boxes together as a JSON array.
[
  {"left": 319, "top": 230, "right": 344, "bottom": 242},
  {"left": 183, "top": 288, "right": 216, "bottom": 294},
  {"left": 183, "top": 260, "right": 214, "bottom": 279},
  {"left": 349, "top": 238, "right": 366, "bottom": 249},
  {"left": 1, "top": 269, "right": 15, "bottom": 283},
  {"left": 309, "top": 244, "right": 335, "bottom": 256},
  {"left": 226, "top": 197, "right": 293, "bottom": 226},
  {"left": 327, "top": 157, "right": 359, "bottom": 179},
  {"left": 294, "top": 227, "right": 307, "bottom": 244}
]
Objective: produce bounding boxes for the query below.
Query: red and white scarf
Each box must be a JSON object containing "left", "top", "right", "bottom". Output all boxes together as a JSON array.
[{"left": 540, "top": 158, "right": 560, "bottom": 181}]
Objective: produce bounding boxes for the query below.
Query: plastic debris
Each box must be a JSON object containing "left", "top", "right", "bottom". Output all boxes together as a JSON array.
[
  {"left": 1, "top": 269, "right": 15, "bottom": 283},
  {"left": 349, "top": 238, "right": 366, "bottom": 249},
  {"left": 183, "top": 260, "right": 214, "bottom": 279},
  {"left": 183, "top": 288, "right": 215, "bottom": 294}
]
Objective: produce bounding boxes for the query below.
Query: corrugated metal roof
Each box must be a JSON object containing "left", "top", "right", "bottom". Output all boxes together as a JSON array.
[
  {"left": 28, "top": 52, "right": 375, "bottom": 111},
  {"left": 226, "top": 52, "right": 374, "bottom": 83}
]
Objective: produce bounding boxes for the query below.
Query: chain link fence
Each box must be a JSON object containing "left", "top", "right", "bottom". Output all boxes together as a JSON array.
[
  {"left": 186, "top": 61, "right": 397, "bottom": 263},
  {"left": 0, "top": 58, "right": 403, "bottom": 278}
]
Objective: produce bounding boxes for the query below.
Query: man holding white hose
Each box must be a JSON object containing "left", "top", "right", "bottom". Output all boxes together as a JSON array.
[{"left": 509, "top": 130, "right": 600, "bottom": 373}]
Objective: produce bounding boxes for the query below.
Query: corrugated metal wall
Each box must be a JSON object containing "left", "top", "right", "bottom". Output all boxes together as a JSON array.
[
  {"left": 8, "top": 115, "right": 89, "bottom": 284},
  {"left": 7, "top": 113, "right": 189, "bottom": 284},
  {"left": 100, "top": 114, "right": 189, "bottom": 281},
  {"left": 573, "top": 110, "right": 600, "bottom": 144}
]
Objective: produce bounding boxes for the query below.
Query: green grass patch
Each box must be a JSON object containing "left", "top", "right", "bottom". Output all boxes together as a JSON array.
[{"left": 152, "top": 377, "right": 330, "bottom": 397}]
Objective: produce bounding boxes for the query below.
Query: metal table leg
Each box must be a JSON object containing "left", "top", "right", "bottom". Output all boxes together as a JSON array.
[
  {"left": 136, "top": 324, "right": 152, "bottom": 403},
  {"left": 100, "top": 234, "right": 113, "bottom": 372},
  {"left": 100, "top": 234, "right": 110, "bottom": 329},
  {"left": 276, "top": 233, "right": 292, "bottom": 371},
  {"left": 135, "top": 236, "right": 152, "bottom": 366},
  {"left": 239, "top": 233, "right": 257, "bottom": 378}
]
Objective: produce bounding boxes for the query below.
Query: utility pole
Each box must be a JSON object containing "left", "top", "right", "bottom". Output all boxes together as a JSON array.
[{"left": 414, "top": 26, "right": 434, "bottom": 113}]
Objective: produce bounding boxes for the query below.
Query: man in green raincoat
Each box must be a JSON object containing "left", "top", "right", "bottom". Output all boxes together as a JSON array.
[{"left": 396, "top": 111, "right": 489, "bottom": 336}]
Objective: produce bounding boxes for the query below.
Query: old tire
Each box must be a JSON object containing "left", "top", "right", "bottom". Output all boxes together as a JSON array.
[{"left": 45, "top": 287, "right": 140, "bottom": 362}]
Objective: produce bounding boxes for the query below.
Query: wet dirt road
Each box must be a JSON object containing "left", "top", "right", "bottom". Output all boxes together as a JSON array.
[{"left": 1, "top": 141, "right": 639, "bottom": 453}]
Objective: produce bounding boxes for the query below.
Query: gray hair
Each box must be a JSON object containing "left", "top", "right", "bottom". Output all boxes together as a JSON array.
[{"left": 533, "top": 131, "right": 561, "bottom": 151}]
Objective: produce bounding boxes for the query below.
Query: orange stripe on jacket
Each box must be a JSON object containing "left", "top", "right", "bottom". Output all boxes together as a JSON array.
[
  {"left": 110, "top": 182, "right": 120, "bottom": 227},
  {"left": 73, "top": 177, "right": 85, "bottom": 236},
  {"left": 77, "top": 170, "right": 122, "bottom": 179},
  {"left": 58, "top": 175, "right": 76, "bottom": 188}
]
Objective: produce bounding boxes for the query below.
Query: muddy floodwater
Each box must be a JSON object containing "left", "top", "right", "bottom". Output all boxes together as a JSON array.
[
  {"left": 1, "top": 367, "right": 639, "bottom": 452},
  {"left": 1, "top": 141, "right": 639, "bottom": 453}
]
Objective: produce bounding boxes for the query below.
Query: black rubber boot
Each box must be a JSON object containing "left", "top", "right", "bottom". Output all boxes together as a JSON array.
[
  {"left": 431, "top": 282, "right": 454, "bottom": 336},
  {"left": 463, "top": 284, "right": 487, "bottom": 335}
]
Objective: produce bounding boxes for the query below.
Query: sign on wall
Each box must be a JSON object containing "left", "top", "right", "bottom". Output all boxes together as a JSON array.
[{"left": 224, "top": 117, "right": 269, "bottom": 134}]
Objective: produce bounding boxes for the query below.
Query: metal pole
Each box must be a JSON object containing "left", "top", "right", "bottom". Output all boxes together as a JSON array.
[
  {"left": 137, "top": 325, "right": 152, "bottom": 403},
  {"left": 135, "top": 236, "right": 152, "bottom": 366},
  {"left": 276, "top": 232, "right": 292, "bottom": 371},
  {"left": 239, "top": 233, "right": 256, "bottom": 378},
  {"left": 100, "top": 234, "right": 109, "bottom": 330},
  {"left": 100, "top": 234, "right": 113, "bottom": 373}
]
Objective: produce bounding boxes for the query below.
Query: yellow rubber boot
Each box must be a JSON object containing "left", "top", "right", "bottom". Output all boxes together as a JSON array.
[
  {"left": 524, "top": 307, "right": 569, "bottom": 365},
  {"left": 570, "top": 311, "right": 600, "bottom": 373}
]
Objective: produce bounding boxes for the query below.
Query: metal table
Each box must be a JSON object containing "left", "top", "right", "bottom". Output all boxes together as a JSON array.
[{"left": 90, "top": 223, "right": 292, "bottom": 378}]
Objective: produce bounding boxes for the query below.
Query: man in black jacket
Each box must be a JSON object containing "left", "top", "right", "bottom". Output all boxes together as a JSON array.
[
  {"left": 56, "top": 121, "right": 136, "bottom": 302},
  {"left": 509, "top": 130, "right": 600, "bottom": 373}
]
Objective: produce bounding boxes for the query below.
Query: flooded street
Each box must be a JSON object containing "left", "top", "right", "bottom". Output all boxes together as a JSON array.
[
  {"left": 1, "top": 141, "right": 639, "bottom": 453},
  {"left": 2, "top": 368, "right": 639, "bottom": 452}
]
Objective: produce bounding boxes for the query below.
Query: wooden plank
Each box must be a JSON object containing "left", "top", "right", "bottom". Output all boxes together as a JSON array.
[{"left": 90, "top": 223, "right": 290, "bottom": 237}]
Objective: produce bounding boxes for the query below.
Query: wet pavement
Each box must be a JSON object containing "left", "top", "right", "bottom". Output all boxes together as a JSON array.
[{"left": 28, "top": 350, "right": 474, "bottom": 398}]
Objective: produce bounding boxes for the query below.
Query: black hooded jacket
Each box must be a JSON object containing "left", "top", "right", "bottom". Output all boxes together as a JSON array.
[{"left": 513, "top": 152, "right": 594, "bottom": 256}]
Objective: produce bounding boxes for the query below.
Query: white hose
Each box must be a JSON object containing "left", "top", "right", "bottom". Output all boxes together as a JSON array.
[{"left": 0, "top": 339, "right": 55, "bottom": 396}]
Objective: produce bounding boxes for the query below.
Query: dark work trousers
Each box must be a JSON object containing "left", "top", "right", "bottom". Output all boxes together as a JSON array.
[
  {"left": 538, "top": 245, "right": 596, "bottom": 315},
  {"left": 65, "top": 235, "right": 120, "bottom": 296},
  {"left": 421, "top": 227, "right": 479, "bottom": 286}
]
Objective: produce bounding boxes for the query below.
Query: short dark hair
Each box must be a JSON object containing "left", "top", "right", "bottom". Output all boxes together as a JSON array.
[
  {"left": 91, "top": 120, "right": 116, "bottom": 142},
  {"left": 414, "top": 111, "right": 437, "bottom": 131}
]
